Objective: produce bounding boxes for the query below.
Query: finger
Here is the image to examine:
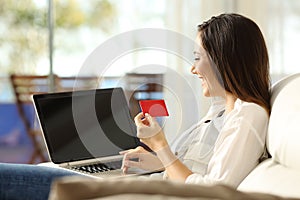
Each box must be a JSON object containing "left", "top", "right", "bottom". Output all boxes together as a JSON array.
[
  {"left": 141, "top": 118, "right": 150, "bottom": 126},
  {"left": 121, "top": 155, "right": 130, "bottom": 173},
  {"left": 119, "top": 149, "right": 131, "bottom": 155},
  {"left": 136, "top": 146, "right": 147, "bottom": 152},
  {"left": 145, "top": 113, "right": 156, "bottom": 125},
  {"left": 120, "top": 146, "right": 146, "bottom": 155},
  {"left": 123, "top": 152, "right": 141, "bottom": 160},
  {"left": 122, "top": 151, "right": 140, "bottom": 169},
  {"left": 134, "top": 112, "right": 145, "bottom": 126},
  {"left": 121, "top": 162, "right": 129, "bottom": 174},
  {"left": 121, "top": 160, "right": 142, "bottom": 174},
  {"left": 122, "top": 166, "right": 128, "bottom": 174},
  {"left": 123, "top": 160, "right": 140, "bottom": 168}
]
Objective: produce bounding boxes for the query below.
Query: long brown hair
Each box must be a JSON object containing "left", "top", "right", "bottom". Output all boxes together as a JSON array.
[{"left": 198, "top": 13, "right": 271, "bottom": 114}]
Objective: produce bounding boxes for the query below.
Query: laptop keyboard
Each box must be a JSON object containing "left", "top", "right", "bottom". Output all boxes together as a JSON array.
[{"left": 70, "top": 160, "right": 122, "bottom": 174}]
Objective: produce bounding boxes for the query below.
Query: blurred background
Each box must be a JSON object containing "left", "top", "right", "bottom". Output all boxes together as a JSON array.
[{"left": 0, "top": 0, "right": 299, "bottom": 164}]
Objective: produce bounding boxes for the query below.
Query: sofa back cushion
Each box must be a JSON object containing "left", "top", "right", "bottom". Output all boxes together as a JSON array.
[{"left": 268, "top": 73, "right": 300, "bottom": 169}]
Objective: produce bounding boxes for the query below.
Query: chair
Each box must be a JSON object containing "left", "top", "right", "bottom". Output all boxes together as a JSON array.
[
  {"left": 124, "top": 73, "right": 163, "bottom": 118},
  {"left": 10, "top": 74, "right": 99, "bottom": 164},
  {"left": 56, "top": 76, "right": 99, "bottom": 92},
  {"left": 10, "top": 74, "right": 54, "bottom": 163}
]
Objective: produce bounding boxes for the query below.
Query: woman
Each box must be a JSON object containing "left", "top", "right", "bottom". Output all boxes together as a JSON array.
[{"left": 121, "top": 13, "right": 270, "bottom": 188}]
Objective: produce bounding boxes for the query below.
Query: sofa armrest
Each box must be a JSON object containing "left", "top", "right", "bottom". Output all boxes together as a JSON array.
[{"left": 49, "top": 176, "right": 294, "bottom": 200}]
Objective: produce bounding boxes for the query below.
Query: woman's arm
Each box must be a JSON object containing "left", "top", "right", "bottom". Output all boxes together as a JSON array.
[
  {"left": 134, "top": 113, "right": 193, "bottom": 181},
  {"left": 154, "top": 145, "right": 193, "bottom": 181}
]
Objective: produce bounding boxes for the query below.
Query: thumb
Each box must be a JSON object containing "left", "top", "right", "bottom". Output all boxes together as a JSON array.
[
  {"left": 145, "top": 113, "right": 156, "bottom": 125},
  {"left": 119, "top": 150, "right": 130, "bottom": 155}
]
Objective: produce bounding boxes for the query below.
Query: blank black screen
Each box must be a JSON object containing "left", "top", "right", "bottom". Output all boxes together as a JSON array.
[{"left": 34, "top": 88, "right": 138, "bottom": 164}]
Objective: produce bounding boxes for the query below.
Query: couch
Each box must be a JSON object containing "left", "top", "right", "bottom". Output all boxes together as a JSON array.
[
  {"left": 238, "top": 73, "right": 300, "bottom": 197},
  {"left": 49, "top": 73, "right": 300, "bottom": 200}
]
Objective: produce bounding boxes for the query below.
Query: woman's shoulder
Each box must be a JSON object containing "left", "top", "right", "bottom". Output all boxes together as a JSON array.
[
  {"left": 235, "top": 99, "right": 267, "bottom": 114},
  {"left": 221, "top": 99, "right": 269, "bottom": 143},
  {"left": 228, "top": 99, "right": 269, "bottom": 123}
]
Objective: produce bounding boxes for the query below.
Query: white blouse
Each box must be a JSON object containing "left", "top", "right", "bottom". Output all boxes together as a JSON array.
[{"left": 171, "top": 98, "right": 269, "bottom": 188}]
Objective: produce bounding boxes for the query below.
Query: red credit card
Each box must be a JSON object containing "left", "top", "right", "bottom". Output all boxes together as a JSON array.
[{"left": 139, "top": 99, "right": 169, "bottom": 117}]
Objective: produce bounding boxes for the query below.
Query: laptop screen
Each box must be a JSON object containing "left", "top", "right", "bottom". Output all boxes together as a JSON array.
[{"left": 33, "top": 87, "right": 138, "bottom": 164}]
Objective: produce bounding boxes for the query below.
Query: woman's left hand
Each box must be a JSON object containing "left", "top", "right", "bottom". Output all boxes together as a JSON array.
[{"left": 134, "top": 112, "right": 168, "bottom": 151}]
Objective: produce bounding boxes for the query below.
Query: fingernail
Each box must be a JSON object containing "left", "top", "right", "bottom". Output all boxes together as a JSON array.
[{"left": 145, "top": 113, "right": 150, "bottom": 117}]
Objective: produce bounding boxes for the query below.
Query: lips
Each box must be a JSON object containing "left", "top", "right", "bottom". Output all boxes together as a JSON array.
[{"left": 199, "top": 77, "right": 205, "bottom": 85}]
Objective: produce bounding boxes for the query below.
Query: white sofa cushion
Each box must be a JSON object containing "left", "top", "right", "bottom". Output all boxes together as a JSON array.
[
  {"left": 268, "top": 74, "right": 300, "bottom": 169},
  {"left": 238, "top": 159, "right": 300, "bottom": 198},
  {"left": 238, "top": 73, "right": 300, "bottom": 198}
]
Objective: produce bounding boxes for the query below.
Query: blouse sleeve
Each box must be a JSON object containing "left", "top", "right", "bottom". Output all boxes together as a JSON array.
[{"left": 185, "top": 102, "right": 268, "bottom": 188}]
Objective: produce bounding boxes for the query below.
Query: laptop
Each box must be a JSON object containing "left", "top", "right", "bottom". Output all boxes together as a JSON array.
[{"left": 33, "top": 87, "right": 147, "bottom": 178}]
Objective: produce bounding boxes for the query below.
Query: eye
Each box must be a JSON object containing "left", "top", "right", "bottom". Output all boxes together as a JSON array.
[{"left": 193, "top": 51, "right": 201, "bottom": 61}]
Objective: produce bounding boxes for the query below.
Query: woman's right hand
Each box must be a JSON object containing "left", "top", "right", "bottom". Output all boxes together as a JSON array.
[{"left": 120, "top": 146, "right": 164, "bottom": 174}]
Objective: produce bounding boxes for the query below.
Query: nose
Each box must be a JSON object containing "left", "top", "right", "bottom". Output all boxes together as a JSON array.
[{"left": 190, "top": 65, "right": 197, "bottom": 74}]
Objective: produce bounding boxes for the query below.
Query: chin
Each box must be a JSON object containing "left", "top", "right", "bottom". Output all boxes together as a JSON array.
[{"left": 202, "top": 90, "right": 210, "bottom": 97}]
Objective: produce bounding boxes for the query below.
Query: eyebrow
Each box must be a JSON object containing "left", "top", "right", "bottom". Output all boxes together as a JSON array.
[{"left": 193, "top": 51, "right": 201, "bottom": 55}]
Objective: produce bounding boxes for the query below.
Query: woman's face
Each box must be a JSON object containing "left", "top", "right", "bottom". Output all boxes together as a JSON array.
[{"left": 191, "top": 34, "right": 223, "bottom": 97}]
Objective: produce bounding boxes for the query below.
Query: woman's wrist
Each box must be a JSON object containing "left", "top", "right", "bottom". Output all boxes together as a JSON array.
[
  {"left": 155, "top": 145, "right": 178, "bottom": 168},
  {"left": 151, "top": 140, "right": 168, "bottom": 152}
]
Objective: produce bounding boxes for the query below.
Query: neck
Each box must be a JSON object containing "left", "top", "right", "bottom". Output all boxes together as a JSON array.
[{"left": 224, "top": 92, "right": 237, "bottom": 114}]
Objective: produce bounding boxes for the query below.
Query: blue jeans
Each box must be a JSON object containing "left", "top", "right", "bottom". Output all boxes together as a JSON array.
[{"left": 0, "top": 163, "right": 79, "bottom": 200}]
